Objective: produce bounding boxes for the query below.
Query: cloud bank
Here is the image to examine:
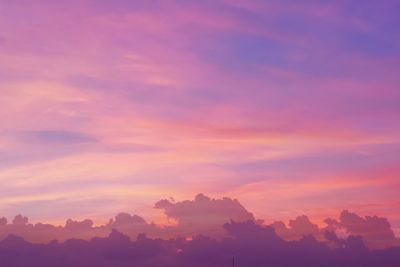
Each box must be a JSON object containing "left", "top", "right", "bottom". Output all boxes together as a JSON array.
[
  {"left": 0, "top": 194, "right": 399, "bottom": 251},
  {"left": 1, "top": 220, "right": 400, "bottom": 267}
]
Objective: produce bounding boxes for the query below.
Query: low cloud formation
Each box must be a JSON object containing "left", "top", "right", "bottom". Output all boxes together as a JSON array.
[
  {"left": 155, "top": 193, "right": 255, "bottom": 237},
  {"left": 324, "top": 210, "right": 400, "bottom": 249},
  {"left": 270, "top": 215, "right": 323, "bottom": 241},
  {"left": 0, "top": 194, "right": 399, "bottom": 251},
  {"left": 0, "top": 213, "right": 160, "bottom": 244},
  {"left": 0, "top": 194, "right": 254, "bottom": 243},
  {"left": 1, "top": 221, "right": 400, "bottom": 267}
]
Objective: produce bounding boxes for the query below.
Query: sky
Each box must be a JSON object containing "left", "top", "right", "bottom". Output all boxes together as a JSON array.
[{"left": 0, "top": 0, "right": 399, "bottom": 235}]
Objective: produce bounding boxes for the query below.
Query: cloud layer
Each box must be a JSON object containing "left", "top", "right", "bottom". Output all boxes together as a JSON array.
[
  {"left": 1, "top": 220, "right": 400, "bottom": 267},
  {"left": 0, "top": 194, "right": 399, "bottom": 251}
]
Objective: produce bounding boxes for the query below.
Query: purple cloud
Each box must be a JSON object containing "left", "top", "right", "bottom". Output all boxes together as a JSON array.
[
  {"left": 0, "top": 194, "right": 399, "bottom": 251},
  {"left": 155, "top": 193, "right": 255, "bottom": 237},
  {"left": 2, "top": 220, "right": 399, "bottom": 266}
]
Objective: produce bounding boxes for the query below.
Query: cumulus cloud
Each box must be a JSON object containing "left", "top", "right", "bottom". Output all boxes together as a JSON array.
[
  {"left": 269, "top": 215, "right": 323, "bottom": 241},
  {"left": 324, "top": 210, "right": 399, "bottom": 249},
  {"left": 12, "top": 215, "right": 29, "bottom": 226},
  {"left": 289, "top": 215, "right": 320, "bottom": 235},
  {"left": 0, "top": 195, "right": 399, "bottom": 250},
  {"left": 0, "top": 194, "right": 255, "bottom": 242},
  {"left": 155, "top": 193, "right": 255, "bottom": 236},
  {"left": 340, "top": 210, "right": 395, "bottom": 240},
  {"left": 111, "top": 213, "right": 147, "bottom": 226}
]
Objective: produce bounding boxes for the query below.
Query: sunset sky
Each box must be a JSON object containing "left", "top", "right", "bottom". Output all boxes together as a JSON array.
[{"left": 0, "top": 0, "right": 399, "bottom": 234}]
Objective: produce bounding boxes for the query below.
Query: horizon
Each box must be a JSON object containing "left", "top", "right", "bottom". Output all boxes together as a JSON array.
[
  {"left": 0, "top": 193, "right": 399, "bottom": 251},
  {"left": 0, "top": 193, "right": 399, "bottom": 236}
]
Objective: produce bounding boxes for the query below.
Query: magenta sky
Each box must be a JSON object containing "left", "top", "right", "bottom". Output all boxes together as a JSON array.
[{"left": 0, "top": 0, "right": 399, "bottom": 233}]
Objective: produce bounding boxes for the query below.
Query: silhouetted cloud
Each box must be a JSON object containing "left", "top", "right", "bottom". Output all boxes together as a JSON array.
[
  {"left": 1, "top": 221, "right": 400, "bottom": 267},
  {"left": 0, "top": 195, "right": 399, "bottom": 251}
]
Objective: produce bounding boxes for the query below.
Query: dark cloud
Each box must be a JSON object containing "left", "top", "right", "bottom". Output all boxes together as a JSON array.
[{"left": 1, "top": 221, "right": 400, "bottom": 267}]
